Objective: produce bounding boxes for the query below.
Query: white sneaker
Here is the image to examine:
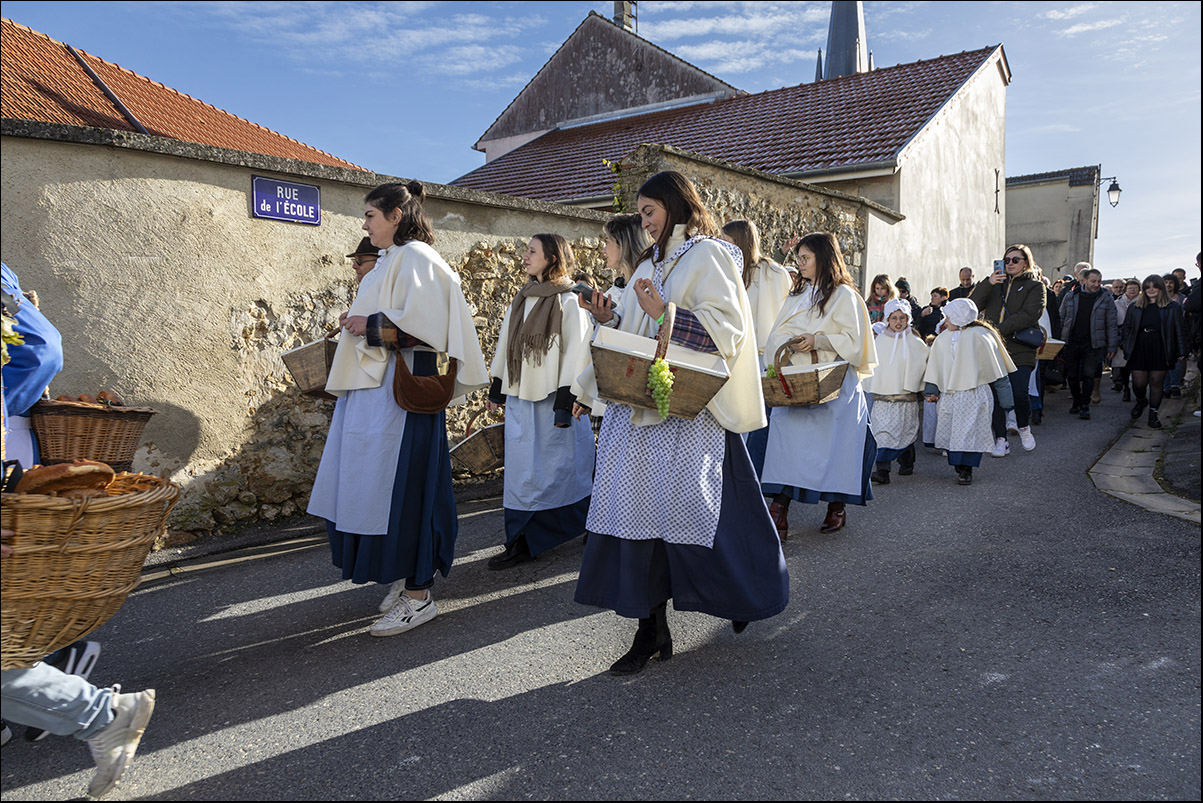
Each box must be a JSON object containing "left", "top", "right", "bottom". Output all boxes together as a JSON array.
[
  {"left": 370, "top": 592, "right": 437, "bottom": 637},
  {"left": 991, "top": 437, "right": 1010, "bottom": 458},
  {"left": 1005, "top": 410, "right": 1018, "bottom": 434},
  {"left": 378, "top": 580, "right": 405, "bottom": 614},
  {"left": 87, "top": 688, "right": 155, "bottom": 798},
  {"left": 1018, "top": 426, "right": 1036, "bottom": 451}
]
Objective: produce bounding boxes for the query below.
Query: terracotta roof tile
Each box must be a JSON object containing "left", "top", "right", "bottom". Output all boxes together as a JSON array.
[
  {"left": 1, "top": 18, "right": 365, "bottom": 171},
  {"left": 453, "top": 47, "right": 1000, "bottom": 202}
]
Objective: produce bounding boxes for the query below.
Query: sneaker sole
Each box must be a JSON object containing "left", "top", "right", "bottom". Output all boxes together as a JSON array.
[
  {"left": 370, "top": 608, "right": 437, "bottom": 637},
  {"left": 88, "top": 691, "right": 155, "bottom": 798}
]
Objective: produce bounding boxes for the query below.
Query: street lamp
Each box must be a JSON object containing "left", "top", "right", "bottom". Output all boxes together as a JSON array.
[{"left": 1101, "top": 176, "right": 1122, "bottom": 207}]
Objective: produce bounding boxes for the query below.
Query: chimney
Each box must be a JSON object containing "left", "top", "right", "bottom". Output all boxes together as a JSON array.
[{"left": 614, "top": 1, "right": 636, "bottom": 32}]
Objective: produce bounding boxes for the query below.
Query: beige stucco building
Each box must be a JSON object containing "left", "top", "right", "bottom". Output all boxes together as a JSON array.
[{"left": 1005, "top": 165, "right": 1104, "bottom": 278}]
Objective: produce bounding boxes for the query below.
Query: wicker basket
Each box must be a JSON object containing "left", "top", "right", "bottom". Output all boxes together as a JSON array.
[
  {"left": 29, "top": 400, "right": 157, "bottom": 473},
  {"left": 1036, "top": 337, "right": 1064, "bottom": 362},
  {"left": 449, "top": 408, "right": 505, "bottom": 474},
  {"left": 1, "top": 473, "right": 179, "bottom": 669},
  {"left": 591, "top": 303, "right": 729, "bottom": 420},
  {"left": 762, "top": 339, "right": 849, "bottom": 407},
  {"left": 281, "top": 331, "right": 339, "bottom": 400}
]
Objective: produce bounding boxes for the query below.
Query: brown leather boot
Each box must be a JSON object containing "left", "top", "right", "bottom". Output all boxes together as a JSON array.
[
  {"left": 768, "top": 501, "right": 789, "bottom": 542},
  {"left": 819, "top": 501, "right": 846, "bottom": 533}
]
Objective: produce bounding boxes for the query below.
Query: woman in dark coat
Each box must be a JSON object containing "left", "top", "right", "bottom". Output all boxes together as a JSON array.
[
  {"left": 969, "top": 244, "right": 1046, "bottom": 456},
  {"left": 1119, "top": 274, "right": 1189, "bottom": 429}
]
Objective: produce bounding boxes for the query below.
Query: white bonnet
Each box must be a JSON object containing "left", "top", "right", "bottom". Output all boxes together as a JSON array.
[
  {"left": 883, "top": 298, "right": 911, "bottom": 322},
  {"left": 943, "top": 298, "right": 979, "bottom": 328}
]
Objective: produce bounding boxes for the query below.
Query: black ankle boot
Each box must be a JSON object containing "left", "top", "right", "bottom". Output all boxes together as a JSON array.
[
  {"left": 871, "top": 463, "right": 890, "bottom": 485},
  {"left": 487, "top": 535, "right": 533, "bottom": 570},
  {"left": 1131, "top": 398, "right": 1148, "bottom": 420},
  {"left": 1148, "top": 409, "right": 1162, "bottom": 429},
  {"left": 610, "top": 602, "right": 672, "bottom": 675},
  {"left": 956, "top": 466, "right": 973, "bottom": 485}
]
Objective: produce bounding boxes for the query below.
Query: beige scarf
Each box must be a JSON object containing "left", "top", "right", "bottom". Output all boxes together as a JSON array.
[{"left": 506, "top": 279, "right": 572, "bottom": 386}]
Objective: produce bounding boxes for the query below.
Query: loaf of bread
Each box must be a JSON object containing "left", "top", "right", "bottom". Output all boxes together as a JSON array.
[{"left": 13, "top": 460, "right": 115, "bottom": 497}]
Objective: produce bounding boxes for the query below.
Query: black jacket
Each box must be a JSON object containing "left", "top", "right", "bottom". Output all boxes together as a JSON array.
[{"left": 1119, "top": 301, "right": 1189, "bottom": 364}]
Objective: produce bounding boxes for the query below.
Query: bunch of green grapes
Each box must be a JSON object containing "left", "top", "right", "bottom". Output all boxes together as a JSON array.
[
  {"left": 647, "top": 358, "right": 674, "bottom": 418},
  {"left": 764, "top": 365, "right": 778, "bottom": 379}
]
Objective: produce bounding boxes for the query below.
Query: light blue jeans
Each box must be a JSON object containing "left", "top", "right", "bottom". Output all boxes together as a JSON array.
[{"left": 1, "top": 662, "right": 114, "bottom": 739}]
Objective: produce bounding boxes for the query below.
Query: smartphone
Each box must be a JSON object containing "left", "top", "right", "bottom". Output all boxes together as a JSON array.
[
  {"left": 570, "top": 281, "right": 595, "bottom": 305},
  {"left": 993, "top": 259, "right": 1005, "bottom": 275}
]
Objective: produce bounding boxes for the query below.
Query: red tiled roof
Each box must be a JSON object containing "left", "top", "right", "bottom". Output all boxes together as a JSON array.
[
  {"left": 453, "top": 47, "right": 1001, "bottom": 202},
  {"left": 1, "top": 18, "right": 365, "bottom": 171}
]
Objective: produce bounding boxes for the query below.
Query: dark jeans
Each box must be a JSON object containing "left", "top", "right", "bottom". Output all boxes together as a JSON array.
[
  {"left": 992, "top": 365, "right": 1033, "bottom": 438},
  {"left": 1064, "top": 343, "right": 1103, "bottom": 406}
]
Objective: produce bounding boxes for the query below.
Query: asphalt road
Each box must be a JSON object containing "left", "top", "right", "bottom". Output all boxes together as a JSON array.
[{"left": 3, "top": 389, "right": 1199, "bottom": 801}]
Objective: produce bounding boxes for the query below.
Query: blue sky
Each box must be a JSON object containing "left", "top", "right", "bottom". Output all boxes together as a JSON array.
[{"left": 3, "top": 1, "right": 1199, "bottom": 274}]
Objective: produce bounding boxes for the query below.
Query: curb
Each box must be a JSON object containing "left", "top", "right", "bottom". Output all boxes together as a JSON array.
[{"left": 1089, "top": 367, "right": 1201, "bottom": 524}]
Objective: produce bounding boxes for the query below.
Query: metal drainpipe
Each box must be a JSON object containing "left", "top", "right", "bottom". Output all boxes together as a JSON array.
[{"left": 67, "top": 44, "right": 150, "bottom": 136}]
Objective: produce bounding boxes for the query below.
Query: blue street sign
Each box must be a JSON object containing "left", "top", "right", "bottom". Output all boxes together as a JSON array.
[{"left": 252, "top": 176, "right": 321, "bottom": 225}]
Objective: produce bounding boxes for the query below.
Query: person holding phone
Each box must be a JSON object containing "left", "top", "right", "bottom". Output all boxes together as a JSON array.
[
  {"left": 483, "top": 235, "right": 594, "bottom": 569},
  {"left": 969, "top": 244, "right": 1047, "bottom": 456}
]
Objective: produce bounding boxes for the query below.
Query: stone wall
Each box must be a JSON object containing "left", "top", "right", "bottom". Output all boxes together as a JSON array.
[
  {"left": 1, "top": 122, "right": 608, "bottom": 542},
  {"left": 614, "top": 144, "right": 904, "bottom": 289}
]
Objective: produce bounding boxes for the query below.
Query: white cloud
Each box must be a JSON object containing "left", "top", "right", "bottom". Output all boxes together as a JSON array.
[
  {"left": 1029, "top": 123, "right": 1082, "bottom": 134},
  {"left": 1060, "top": 18, "right": 1124, "bottom": 36},
  {"left": 1042, "top": 3, "right": 1096, "bottom": 21}
]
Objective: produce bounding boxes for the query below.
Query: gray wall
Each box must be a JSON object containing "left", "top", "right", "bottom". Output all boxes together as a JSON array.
[{"left": 1006, "top": 179, "right": 1099, "bottom": 276}]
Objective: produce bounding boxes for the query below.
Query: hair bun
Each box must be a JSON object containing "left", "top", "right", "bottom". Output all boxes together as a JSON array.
[{"left": 405, "top": 180, "right": 425, "bottom": 202}]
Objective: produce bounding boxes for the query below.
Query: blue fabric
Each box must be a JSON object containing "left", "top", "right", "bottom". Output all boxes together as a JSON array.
[
  {"left": 1, "top": 263, "right": 63, "bottom": 419},
  {"left": 505, "top": 496, "right": 590, "bottom": 556},
  {"left": 875, "top": 444, "right": 912, "bottom": 462},
  {"left": 762, "top": 425, "right": 877, "bottom": 506},
  {"left": 575, "top": 430, "right": 789, "bottom": 621},
  {"left": 1, "top": 662, "right": 113, "bottom": 740},
  {"left": 947, "top": 450, "right": 983, "bottom": 467},
  {"left": 744, "top": 404, "right": 771, "bottom": 476},
  {"left": 326, "top": 352, "right": 457, "bottom": 587},
  {"left": 1029, "top": 358, "right": 1046, "bottom": 411}
]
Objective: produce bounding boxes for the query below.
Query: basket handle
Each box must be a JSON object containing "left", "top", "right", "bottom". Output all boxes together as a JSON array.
[
  {"left": 464, "top": 407, "right": 484, "bottom": 438},
  {"left": 325, "top": 328, "right": 340, "bottom": 340},
  {"left": 771, "top": 337, "right": 817, "bottom": 397},
  {"left": 464, "top": 406, "right": 503, "bottom": 438},
  {"left": 654, "top": 302, "right": 677, "bottom": 362}
]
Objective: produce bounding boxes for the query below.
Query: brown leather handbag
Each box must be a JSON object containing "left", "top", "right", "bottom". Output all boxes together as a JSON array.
[
  {"left": 392, "top": 353, "right": 458, "bottom": 414},
  {"left": 366, "top": 311, "right": 459, "bottom": 413}
]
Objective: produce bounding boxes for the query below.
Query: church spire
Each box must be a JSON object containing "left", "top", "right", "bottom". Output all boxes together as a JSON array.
[
  {"left": 823, "top": 0, "right": 868, "bottom": 80},
  {"left": 815, "top": 48, "right": 824, "bottom": 82}
]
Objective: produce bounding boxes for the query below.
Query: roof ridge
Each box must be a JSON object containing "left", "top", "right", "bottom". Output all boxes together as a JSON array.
[
  {"left": 477, "top": 11, "right": 738, "bottom": 146},
  {"left": 71, "top": 46, "right": 361, "bottom": 168}
]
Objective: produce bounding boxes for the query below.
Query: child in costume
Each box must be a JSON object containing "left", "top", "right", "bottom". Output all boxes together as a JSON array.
[
  {"left": 864, "top": 299, "right": 929, "bottom": 484},
  {"left": 922, "top": 298, "right": 1016, "bottom": 485}
]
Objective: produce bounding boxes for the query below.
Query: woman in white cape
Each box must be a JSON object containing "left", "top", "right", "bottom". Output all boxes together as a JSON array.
[
  {"left": 572, "top": 171, "right": 788, "bottom": 676},
  {"left": 483, "top": 234, "right": 594, "bottom": 570},
  {"left": 760, "top": 232, "right": 878, "bottom": 538},
  {"left": 308, "top": 181, "right": 488, "bottom": 637}
]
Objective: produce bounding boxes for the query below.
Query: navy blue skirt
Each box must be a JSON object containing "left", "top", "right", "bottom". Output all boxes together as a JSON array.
[
  {"left": 947, "top": 450, "right": 983, "bottom": 467},
  {"left": 326, "top": 351, "right": 457, "bottom": 587},
  {"left": 762, "top": 427, "right": 877, "bottom": 506},
  {"left": 575, "top": 431, "right": 789, "bottom": 621},
  {"left": 505, "top": 497, "right": 590, "bottom": 556}
]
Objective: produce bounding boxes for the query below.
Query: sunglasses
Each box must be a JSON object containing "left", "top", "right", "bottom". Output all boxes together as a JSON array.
[{"left": 1003, "top": 256, "right": 1026, "bottom": 264}]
